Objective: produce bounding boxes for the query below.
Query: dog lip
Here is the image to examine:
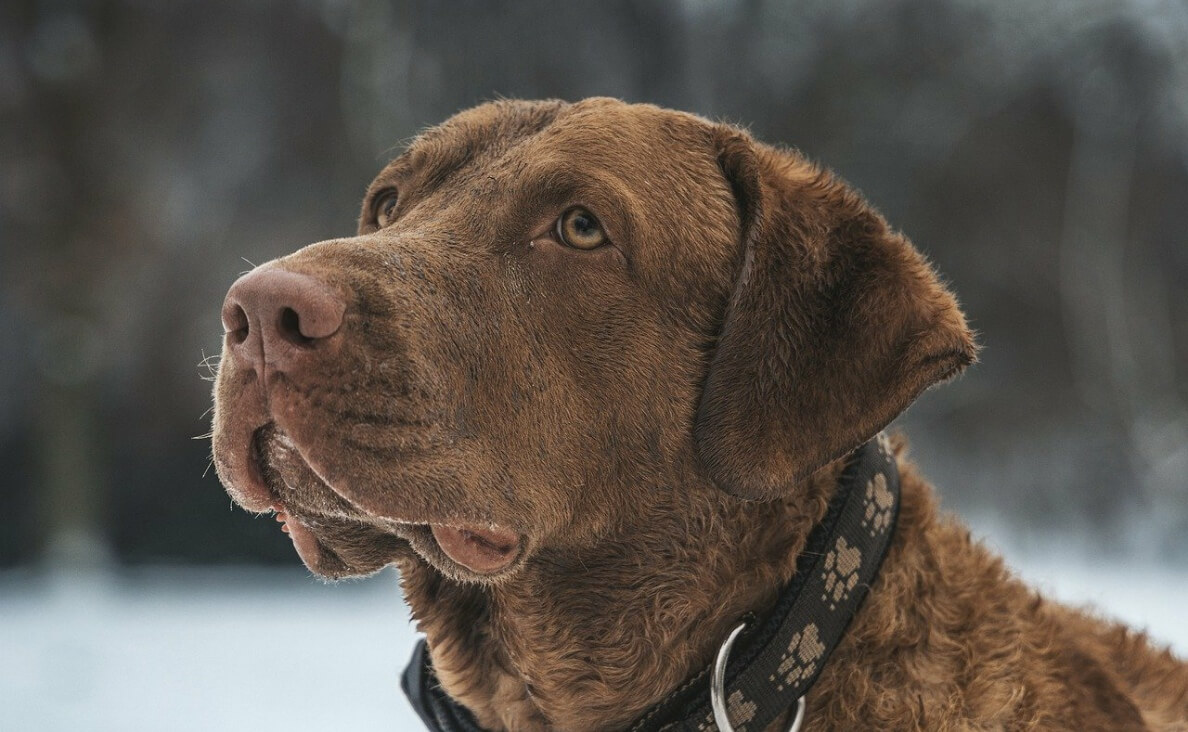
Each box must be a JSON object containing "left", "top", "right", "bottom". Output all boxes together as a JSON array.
[
  {"left": 429, "top": 524, "right": 522, "bottom": 574},
  {"left": 219, "top": 422, "right": 277, "bottom": 513}
]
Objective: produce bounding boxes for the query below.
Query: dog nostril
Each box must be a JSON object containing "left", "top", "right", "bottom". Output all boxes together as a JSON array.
[
  {"left": 224, "top": 303, "right": 250, "bottom": 345},
  {"left": 221, "top": 268, "right": 346, "bottom": 373},
  {"left": 277, "top": 306, "right": 314, "bottom": 346}
]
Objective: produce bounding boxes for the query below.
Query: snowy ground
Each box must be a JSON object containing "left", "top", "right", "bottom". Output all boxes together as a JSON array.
[{"left": 2, "top": 549, "right": 1186, "bottom": 732}]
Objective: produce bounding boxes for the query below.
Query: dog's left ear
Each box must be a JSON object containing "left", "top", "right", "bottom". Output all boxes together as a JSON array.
[{"left": 695, "top": 128, "right": 977, "bottom": 501}]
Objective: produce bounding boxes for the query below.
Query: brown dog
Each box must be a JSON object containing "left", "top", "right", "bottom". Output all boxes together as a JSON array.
[{"left": 212, "top": 98, "right": 1188, "bottom": 731}]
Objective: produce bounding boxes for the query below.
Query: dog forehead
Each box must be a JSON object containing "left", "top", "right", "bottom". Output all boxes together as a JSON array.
[
  {"left": 385, "top": 99, "right": 714, "bottom": 187},
  {"left": 527, "top": 101, "right": 719, "bottom": 176}
]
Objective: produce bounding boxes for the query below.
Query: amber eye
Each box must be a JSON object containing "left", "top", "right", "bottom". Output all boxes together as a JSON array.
[
  {"left": 373, "top": 189, "right": 400, "bottom": 228},
  {"left": 556, "top": 207, "right": 608, "bottom": 250}
]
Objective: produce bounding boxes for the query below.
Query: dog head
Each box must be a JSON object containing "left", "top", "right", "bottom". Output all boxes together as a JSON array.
[{"left": 211, "top": 98, "right": 975, "bottom": 582}]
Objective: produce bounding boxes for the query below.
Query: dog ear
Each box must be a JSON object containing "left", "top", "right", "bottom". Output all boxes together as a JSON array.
[{"left": 695, "top": 128, "right": 977, "bottom": 501}]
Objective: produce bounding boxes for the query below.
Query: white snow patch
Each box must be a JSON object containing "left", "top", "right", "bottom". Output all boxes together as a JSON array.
[{"left": 0, "top": 567, "right": 421, "bottom": 732}]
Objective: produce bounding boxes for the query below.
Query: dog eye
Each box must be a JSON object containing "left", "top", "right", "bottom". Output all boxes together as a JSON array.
[
  {"left": 556, "top": 207, "right": 608, "bottom": 250},
  {"left": 373, "top": 189, "right": 400, "bottom": 228}
]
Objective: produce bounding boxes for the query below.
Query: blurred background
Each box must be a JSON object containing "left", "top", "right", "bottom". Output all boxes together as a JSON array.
[{"left": 2, "top": 0, "right": 1186, "bottom": 729}]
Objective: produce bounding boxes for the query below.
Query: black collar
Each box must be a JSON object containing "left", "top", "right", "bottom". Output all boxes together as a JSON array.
[{"left": 402, "top": 436, "right": 901, "bottom": 732}]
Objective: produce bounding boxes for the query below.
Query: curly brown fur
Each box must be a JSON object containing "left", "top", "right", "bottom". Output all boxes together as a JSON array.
[{"left": 211, "top": 98, "right": 1188, "bottom": 730}]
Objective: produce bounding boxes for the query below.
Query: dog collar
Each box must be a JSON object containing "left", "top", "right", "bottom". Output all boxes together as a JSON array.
[{"left": 401, "top": 435, "right": 901, "bottom": 732}]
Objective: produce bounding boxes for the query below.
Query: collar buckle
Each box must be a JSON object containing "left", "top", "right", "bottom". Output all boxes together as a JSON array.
[{"left": 712, "top": 621, "right": 806, "bottom": 732}]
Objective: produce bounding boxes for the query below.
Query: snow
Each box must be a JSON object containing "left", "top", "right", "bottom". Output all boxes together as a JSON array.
[
  {"left": 0, "top": 568, "right": 421, "bottom": 732},
  {"left": 1, "top": 556, "right": 1185, "bottom": 732}
]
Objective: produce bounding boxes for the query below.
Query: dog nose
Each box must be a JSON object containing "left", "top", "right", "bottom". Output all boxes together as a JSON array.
[{"left": 221, "top": 268, "right": 346, "bottom": 379}]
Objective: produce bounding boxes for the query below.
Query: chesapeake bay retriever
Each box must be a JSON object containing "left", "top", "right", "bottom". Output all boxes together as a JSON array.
[{"left": 212, "top": 98, "right": 1188, "bottom": 730}]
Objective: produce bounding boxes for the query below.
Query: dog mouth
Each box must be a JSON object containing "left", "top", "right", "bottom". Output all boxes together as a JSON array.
[{"left": 249, "top": 424, "right": 523, "bottom": 577}]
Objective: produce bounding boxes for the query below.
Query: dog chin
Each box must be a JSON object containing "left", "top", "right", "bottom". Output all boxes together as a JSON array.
[
  {"left": 274, "top": 511, "right": 353, "bottom": 577},
  {"left": 274, "top": 511, "right": 418, "bottom": 579},
  {"left": 281, "top": 518, "right": 526, "bottom": 583}
]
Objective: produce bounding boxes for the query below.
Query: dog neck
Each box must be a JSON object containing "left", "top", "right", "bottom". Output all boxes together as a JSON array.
[{"left": 398, "top": 450, "right": 869, "bottom": 731}]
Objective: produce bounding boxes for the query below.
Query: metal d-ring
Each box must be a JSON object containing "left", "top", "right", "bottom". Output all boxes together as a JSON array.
[{"left": 711, "top": 622, "right": 806, "bottom": 732}]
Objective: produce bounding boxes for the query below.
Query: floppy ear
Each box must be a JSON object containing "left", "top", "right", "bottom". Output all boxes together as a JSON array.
[{"left": 695, "top": 129, "right": 977, "bottom": 501}]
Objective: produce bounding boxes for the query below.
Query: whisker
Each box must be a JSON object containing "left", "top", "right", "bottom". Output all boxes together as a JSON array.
[{"left": 197, "top": 350, "right": 221, "bottom": 382}]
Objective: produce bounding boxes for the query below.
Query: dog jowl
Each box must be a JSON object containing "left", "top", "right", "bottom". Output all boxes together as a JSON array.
[{"left": 212, "top": 99, "right": 1186, "bottom": 731}]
